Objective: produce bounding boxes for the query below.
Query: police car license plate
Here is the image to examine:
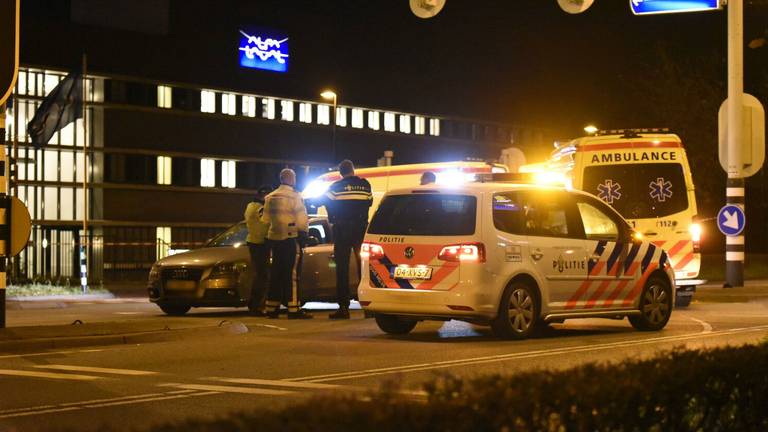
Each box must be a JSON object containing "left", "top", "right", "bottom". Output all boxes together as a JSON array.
[{"left": 393, "top": 266, "right": 433, "bottom": 280}]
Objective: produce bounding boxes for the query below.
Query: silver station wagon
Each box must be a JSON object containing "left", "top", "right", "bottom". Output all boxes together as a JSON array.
[{"left": 147, "top": 217, "right": 358, "bottom": 315}]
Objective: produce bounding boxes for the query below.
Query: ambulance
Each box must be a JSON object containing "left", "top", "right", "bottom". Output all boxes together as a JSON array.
[
  {"left": 357, "top": 182, "right": 676, "bottom": 339},
  {"left": 302, "top": 161, "right": 508, "bottom": 217},
  {"left": 521, "top": 129, "right": 701, "bottom": 306}
]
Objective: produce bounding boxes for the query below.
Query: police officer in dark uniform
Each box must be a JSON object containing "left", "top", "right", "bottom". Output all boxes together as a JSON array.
[{"left": 321, "top": 160, "right": 372, "bottom": 319}]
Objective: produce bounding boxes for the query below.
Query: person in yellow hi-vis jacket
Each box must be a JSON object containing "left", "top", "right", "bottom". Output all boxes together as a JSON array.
[
  {"left": 243, "top": 185, "right": 273, "bottom": 316},
  {"left": 261, "top": 168, "right": 312, "bottom": 319}
]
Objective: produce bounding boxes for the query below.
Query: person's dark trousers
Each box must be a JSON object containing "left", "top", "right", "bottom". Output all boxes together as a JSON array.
[
  {"left": 265, "top": 238, "right": 306, "bottom": 316},
  {"left": 247, "top": 242, "right": 269, "bottom": 313},
  {"left": 333, "top": 222, "right": 367, "bottom": 310}
]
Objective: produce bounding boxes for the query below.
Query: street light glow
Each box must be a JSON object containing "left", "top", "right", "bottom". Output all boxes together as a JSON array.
[
  {"left": 584, "top": 125, "right": 598, "bottom": 135},
  {"left": 320, "top": 90, "right": 337, "bottom": 100}
]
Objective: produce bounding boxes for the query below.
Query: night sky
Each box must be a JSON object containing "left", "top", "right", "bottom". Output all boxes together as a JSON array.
[{"left": 19, "top": 1, "right": 768, "bottom": 137}]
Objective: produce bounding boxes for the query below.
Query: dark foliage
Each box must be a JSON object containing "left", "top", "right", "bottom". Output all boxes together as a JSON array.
[{"left": 148, "top": 342, "right": 768, "bottom": 432}]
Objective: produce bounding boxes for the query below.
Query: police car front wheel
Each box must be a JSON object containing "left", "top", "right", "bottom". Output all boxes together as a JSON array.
[
  {"left": 491, "top": 282, "right": 539, "bottom": 340},
  {"left": 629, "top": 277, "right": 672, "bottom": 331}
]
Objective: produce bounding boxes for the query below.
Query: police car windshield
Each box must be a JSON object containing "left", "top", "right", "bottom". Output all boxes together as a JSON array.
[
  {"left": 368, "top": 194, "right": 476, "bottom": 236},
  {"left": 583, "top": 163, "right": 688, "bottom": 219},
  {"left": 207, "top": 223, "right": 248, "bottom": 247}
]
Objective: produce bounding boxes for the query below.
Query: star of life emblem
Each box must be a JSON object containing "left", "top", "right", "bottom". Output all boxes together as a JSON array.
[
  {"left": 597, "top": 179, "right": 622, "bottom": 204},
  {"left": 649, "top": 177, "right": 673, "bottom": 202}
]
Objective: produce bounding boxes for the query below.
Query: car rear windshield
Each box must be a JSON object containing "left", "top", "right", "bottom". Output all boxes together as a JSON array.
[
  {"left": 582, "top": 163, "right": 688, "bottom": 219},
  {"left": 368, "top": 194, "right": 477, "bottom": 236}
]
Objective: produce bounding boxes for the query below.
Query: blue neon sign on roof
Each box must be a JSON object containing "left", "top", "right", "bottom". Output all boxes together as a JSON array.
[
  {"left": 630, "top": 0, "right": 721, "bottom": 15},
  {"left": 238, "top": 28, "right": 289, "bottom": 73}
]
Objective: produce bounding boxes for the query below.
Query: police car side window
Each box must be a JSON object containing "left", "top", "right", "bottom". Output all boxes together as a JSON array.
[
  {"left": 492, "top": 193, "right": 525, "bottom": 235},
  {"left": 521, "top": 191, "right": 578, "bottom": 239},
  {"left": 577, "top": 202, "right": 619, "bottom": 241}
]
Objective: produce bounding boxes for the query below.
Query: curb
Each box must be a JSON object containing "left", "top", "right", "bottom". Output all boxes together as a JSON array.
[{"left": 0, "top": 321, "right": 249, "bottom": 353}]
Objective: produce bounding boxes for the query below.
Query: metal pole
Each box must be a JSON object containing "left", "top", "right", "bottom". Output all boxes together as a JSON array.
[
  {"left": 0, "top": 103, "right": 5, "bottom": 328},
  {"left": 81, "top": 54, "right": 89, "bottom": 293},
  {"left": 331, "top": 95, "right": 337, "bottom": 163},
  {"left": 726, "top": 0, "right": 745, "bottom": 288}
]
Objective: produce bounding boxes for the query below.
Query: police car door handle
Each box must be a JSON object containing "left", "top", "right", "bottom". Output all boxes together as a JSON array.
[
  {"left": 530, "top": 249, "right": 544, "bottom": 261},
  {"left": 589, "top": 254, "right": 601, "bottom": 261},
  {"left": 644, "top": 231, "right": 659, "bottom": 236}
]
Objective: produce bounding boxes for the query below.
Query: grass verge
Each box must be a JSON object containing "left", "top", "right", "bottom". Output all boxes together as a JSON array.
[{"left": 699, "top": 253, "right": 768, "bottom": 281}]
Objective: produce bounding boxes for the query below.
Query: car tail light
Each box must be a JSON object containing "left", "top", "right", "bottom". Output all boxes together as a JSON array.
[
  {"left": 361, "top": 242, "right": 385, "bottom": 260},
  {"left": 689, "top": 222, "right": 702, "bottom": 253},
  {"left": 438, "top": 243, "right": 486, "bottom": 262}
]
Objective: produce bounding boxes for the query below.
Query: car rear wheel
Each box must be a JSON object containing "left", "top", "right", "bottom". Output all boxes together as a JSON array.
[
  {"left": 629, "top": 277, "right": 672, "bottom": 331},
  {"left": 491, "top": 282, "right": 539, "bottom": 340},
  {"left": 158, "top": 303, "right": 191, "bottom": 316},
  {"left": 374, "top": 314, "right": 417, "bottom": 335}
]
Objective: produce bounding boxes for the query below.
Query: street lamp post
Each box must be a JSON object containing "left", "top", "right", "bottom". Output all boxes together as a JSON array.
[{"left": 321, "top": 90, "right": 337, "bottom": 162}]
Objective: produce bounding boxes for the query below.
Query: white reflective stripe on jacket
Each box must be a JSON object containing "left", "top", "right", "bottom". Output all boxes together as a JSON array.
[{"left": 261, "top": 184, "right": 309, "bottom": 241}]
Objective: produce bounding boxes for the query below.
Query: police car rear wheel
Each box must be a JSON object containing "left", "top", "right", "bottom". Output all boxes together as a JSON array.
[
  {"left": 629, "top": 277, "right": 672, "bottom": 331},
  {"left": 374, "top": 314, "right": 417, "bottom": 335},
  {"left": 158, "top": 303, "right": 191, "bottom": 316},
  {"left": 491, "top": 282, "right": 538, "bottom": 340}
]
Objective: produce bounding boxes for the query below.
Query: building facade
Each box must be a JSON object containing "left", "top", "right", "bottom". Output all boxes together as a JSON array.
[{"left": 4, "top": 66, "right": 553, "bottom": 284}]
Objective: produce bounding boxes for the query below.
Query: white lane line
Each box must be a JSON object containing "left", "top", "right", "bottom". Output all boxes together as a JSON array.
[
  {"left": 161, "top": 383, "right": 294, "bottom": 396},
  {"left": 287, "top": 324, "right": 768, "bottom": 383},
  {"left": 251, "top": 323, "right": 288, "bottom": 331},
  {"left": 33, "top": 365, "right": 158, "bottom": 376},
  {"left": 688, "top": 317, "right": 713, "bottom": 333},
  {"left": 0, "top": 348, "right": 106, "bottom": 360},
  {"left": 0, "top": 369, "right": 101, "bottom": 381},
  {"left": 205, "top": 377, "right": 341, "bottom": 390},
  {"left": 0, "top": 390, "right": 216, "bottom": 419}
]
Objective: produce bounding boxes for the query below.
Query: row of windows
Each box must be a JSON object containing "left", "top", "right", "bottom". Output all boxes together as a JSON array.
[{"left": 195, "top": 89, "right": 441, "bottom": 136}]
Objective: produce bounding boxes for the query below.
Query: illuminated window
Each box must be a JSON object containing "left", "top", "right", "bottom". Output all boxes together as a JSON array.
[
  {"left": 430, "top": 118, "right": 441, "bottom": 136},
  {"left": 351, "top": 109, "right": 364, "bottom": 128},
  {"left": 200, "top": 159, "right": 216, "bottom": 187},
  {"left": 60, "top": 152, "right": 74, "bottom": 182},
  {"left": 157, "top": 85, "right": 172, "bottom": 108},
  {"left": 299, "top": 103, "right": 312, "bottom": 123},
  {"left": 222, "top": 160, "right": 236, "bottom": 188},
  {"left": 317, "top": 105, "right": 330, "bottom": 125},
  {"left": 368, "top": 111, "right": 380, "bottom": 130},
  {"left": 60, "top": 187, "right": 74, "bottom": 221},
  {"left": 336, "top": 107, "right": 347, "bottom": 127},
  {"left": 44, "top": 74, "right": 60, "bottom": 96},
  {"left": 399, "top": 115, "right": 411, "bottom": 134},
  {"left": 157, "top": 156, "right": 172, "bottom": 185},
  {"left": 415, "top": 116, "right": 426, "bottom": 135},
  {"left": 157, "top": 227, "right": 172, "bottom": 259},
  {"left": 261, "top": 98, "right": 275, "bottom": 119},
  {"left": 201, "top": 90, "right": 216, "bottom": 113},
  {"left": 222, "top": 93, "right": 236, "bottom": 115},
  {"left": 384, "top": 112, "right": 396, "bottom": 132},
  {"left": 17, "top": 70, "right": 26, "bottom": 95},
  {"left": 281, "top": 100, "right": 294, "bottom": 121},
  {"left": 242, "top": 96, "right": 256, "bottom": 117}
]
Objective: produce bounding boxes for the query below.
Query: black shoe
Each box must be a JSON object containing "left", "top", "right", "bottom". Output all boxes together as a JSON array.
[
  {"left": 266, "top": 310, "right": 280, "bottom": 319},
  {"left": 328, "top": 308, "right": 350, "bottom": 320},
  {"left": 287, "top": 310, "right": 313, "bottom": 320}
]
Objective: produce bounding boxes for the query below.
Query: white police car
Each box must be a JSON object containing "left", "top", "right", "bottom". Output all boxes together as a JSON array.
[{"left": 357, "top": 182, "right": 676, "bottom": 339}]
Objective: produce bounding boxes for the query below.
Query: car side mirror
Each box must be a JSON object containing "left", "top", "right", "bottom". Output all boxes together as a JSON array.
[{"left": 306, "top": 236, "right": 320, "bottom": 247}]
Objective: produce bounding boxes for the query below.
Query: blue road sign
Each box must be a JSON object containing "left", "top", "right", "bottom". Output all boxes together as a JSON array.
[
  {"left": 717, "top": 204, "right": 746, "bottom": 236},
  {"left": 630, "top": 0, "right": 721, "bottom": 15}
]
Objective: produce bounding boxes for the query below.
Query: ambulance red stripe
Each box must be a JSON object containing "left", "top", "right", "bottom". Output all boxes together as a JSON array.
[
  {"left": 666, "top": 240, "right": 689, "bottom": 258},
  {"left": 576, "top": 141, "right": 681, "bottom": 152}
]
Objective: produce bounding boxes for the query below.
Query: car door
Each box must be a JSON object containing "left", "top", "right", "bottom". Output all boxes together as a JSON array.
[
  {"left": 567, "top": 196, "right": 637, "bottom": 310},
  {"left": 518, "top": 190, "right": 590, "bottom": 311},
  {"left": 302, "top": 219, "right": 359, "bottom": 302}
]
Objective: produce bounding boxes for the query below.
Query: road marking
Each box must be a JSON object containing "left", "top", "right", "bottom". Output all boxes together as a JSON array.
[
  {"left": 688, "top": 317, "right": 713, "bottom": 333},
  {"left": 33, "top": 365, "right": 158, "bottom": 376},
  {"left": 160, "top": 383, "right": 294, "bottom": 396},
  {"left": 0, "top": 348, "right": 105, "bottom": 360},
  {"left": 114, "top": 312, "right": 143, "bottom": 315},
  {"left": 0, "top": 369, "right": 101, "bottom": 381},
  {"left": 0, "top": 390, "right": 207, "bottom": 419},
  {"left": 83, "top": 391, "right": 219, "bottom": 408},
  {"left": 251, "top": 323, "right": 288, "bottom": 331},
  {"left": 205, "top": 377, "right": 341, "bottom": 390},
  {"left": 286, "top": 324, "right": 768, "bottom": 383}
]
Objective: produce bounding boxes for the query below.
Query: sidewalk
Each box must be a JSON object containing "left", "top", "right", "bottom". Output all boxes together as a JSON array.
[{"left": 695, "top": 280, "right": 768, "bottom": 303}]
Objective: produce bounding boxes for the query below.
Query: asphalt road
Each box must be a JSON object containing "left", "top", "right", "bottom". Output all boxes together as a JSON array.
[{"left": 1, "top": 298, "right": 767, "bottom": 431}]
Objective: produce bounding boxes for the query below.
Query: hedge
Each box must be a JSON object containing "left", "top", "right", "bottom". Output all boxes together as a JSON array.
[{"left": 152, "top": 342, "right": 768, "bottom": 432}]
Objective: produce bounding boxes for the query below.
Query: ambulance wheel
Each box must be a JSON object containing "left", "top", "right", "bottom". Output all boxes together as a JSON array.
[
  {"left": 491, "top": 282, "right": 539, "bottom": 340},
  {"left": 158, "top": 303, "right": 191, "bottom": 316},
  {"left": 374, "top": 314, "right": 417, "bottom": 335},
  {"left": 675, "top": 293, "right": 692, "bottom": 308},
  {"left": 629, "top": 277, "right": 672, "bottom": 331}
]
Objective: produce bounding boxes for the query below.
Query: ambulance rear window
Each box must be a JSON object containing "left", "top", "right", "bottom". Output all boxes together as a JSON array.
[
  {"left": 583, "top": 163, "right": 688, "bottom": 219},
  {"left": 368, "top": 194, "right": 476, "bottom": 236}
]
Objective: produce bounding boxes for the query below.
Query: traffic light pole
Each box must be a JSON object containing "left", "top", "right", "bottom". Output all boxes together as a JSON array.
[{"left": 725, "top": 0, "right": 745, "bottom": 288}]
